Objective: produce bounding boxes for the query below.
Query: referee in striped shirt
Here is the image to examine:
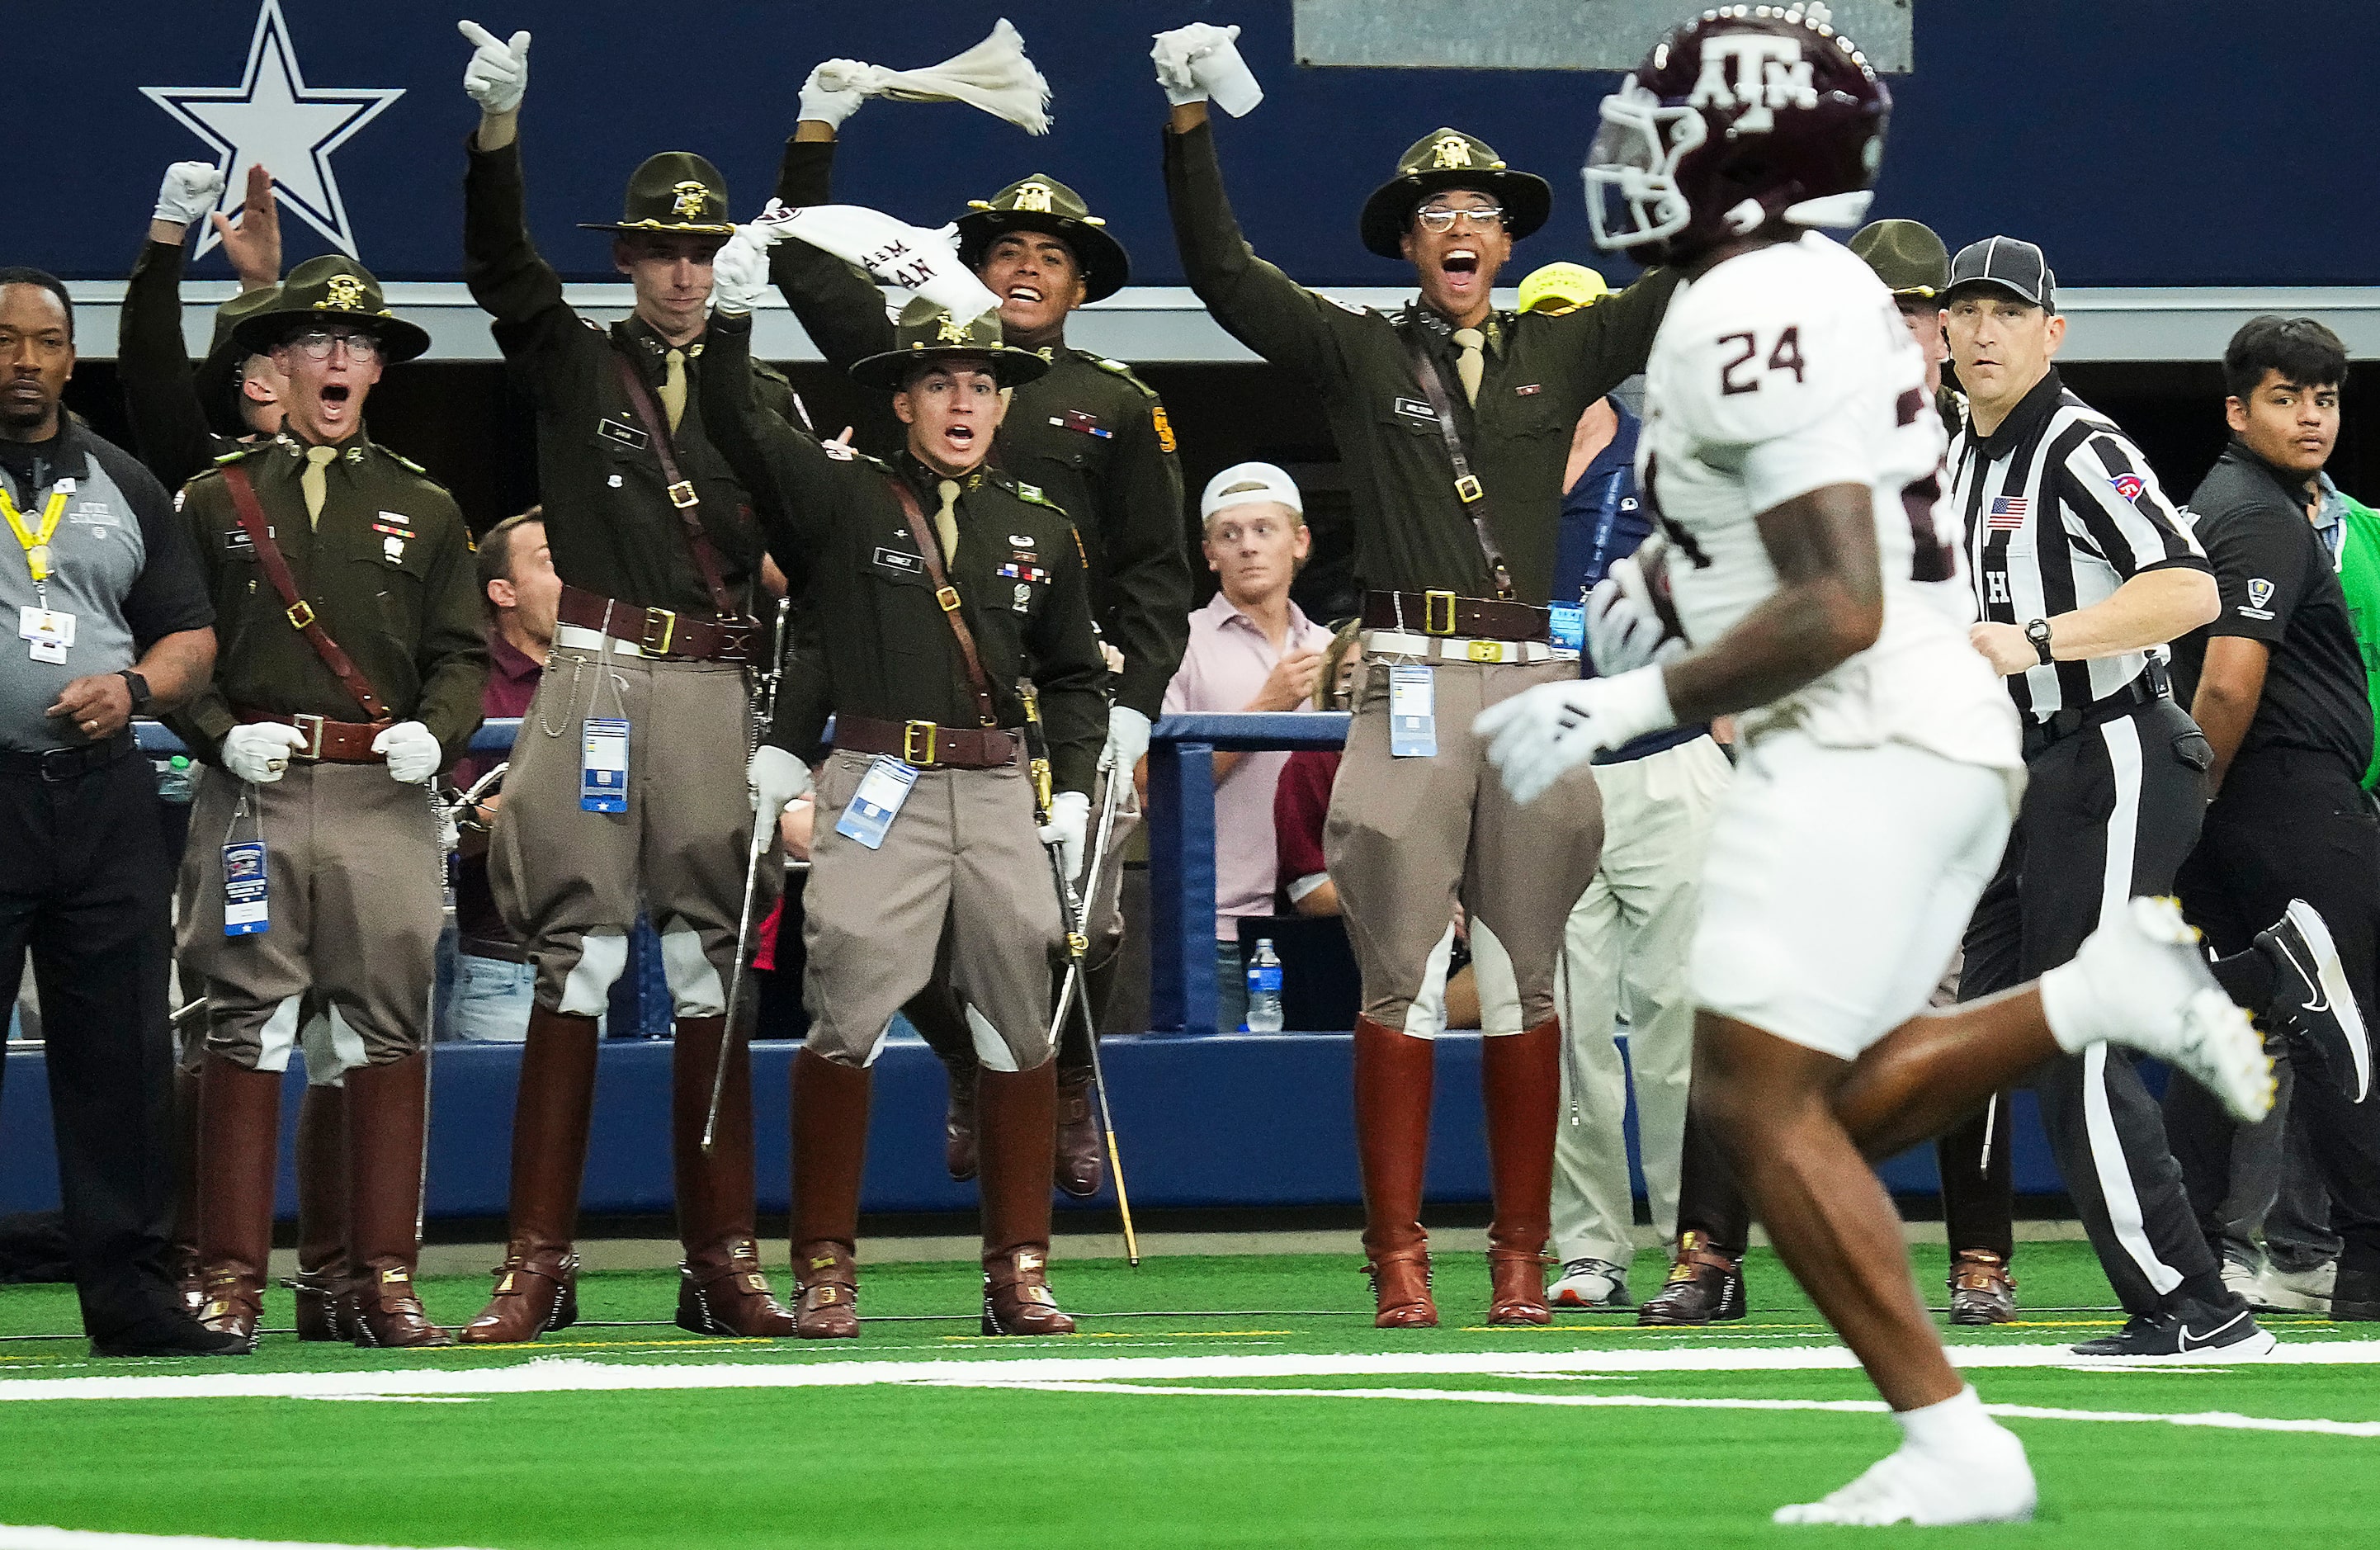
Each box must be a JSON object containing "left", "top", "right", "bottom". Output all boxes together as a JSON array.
[{"left": 1940, "top": 236, "right": 2276, "bottom": 1356}]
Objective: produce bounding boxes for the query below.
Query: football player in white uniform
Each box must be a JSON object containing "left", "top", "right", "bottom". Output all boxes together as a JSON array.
[{"left": 1477, "top": 5, "right": 2275, "bottom": 1528}]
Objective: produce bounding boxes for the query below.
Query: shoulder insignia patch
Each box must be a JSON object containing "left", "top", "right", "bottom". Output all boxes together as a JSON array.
[
  {"left": 210, "top": 444, "right": 261, "bottom": 465},
  {"left": 1151, "top": 404, "right": 1178, "bottom": 456},
  {"left": 386, "top": 449, "right": 430, "bottom": 476},
  {"left": 1089, "top": 355, "right": 1161, "bottom": 399},
  {"left": 2109, "top": 473, "right": 2146, "bottom": 503}
]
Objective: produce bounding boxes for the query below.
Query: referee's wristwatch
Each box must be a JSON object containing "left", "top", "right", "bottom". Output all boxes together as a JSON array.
[
  {"left": 117, "top": 669, "right": 153, "bottom": 715},
  {"left": 2023, "top": 617, "right": 2055, "bottom": 665}
]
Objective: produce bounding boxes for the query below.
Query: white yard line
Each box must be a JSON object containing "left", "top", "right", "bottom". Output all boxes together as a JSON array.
[
  {"left": 0, "top": 1529, "right": 493, "bottom": 1550},
  {"left": 937, "top": 1380, "right": 2380, "bottom": 1439},
  {"left": 0, "top": 1340, "right": 2373, "bottom": 1404}
]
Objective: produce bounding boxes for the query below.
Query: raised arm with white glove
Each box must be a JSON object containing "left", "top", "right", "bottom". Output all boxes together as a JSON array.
[
  {"left": 1102, "top": 706, "right": 1152, "bottom": 776},
  {"left": 1473, "top": 667, "right": 1678, "bottom": 808},
  {"left": 747, "top": 744, "right": 815, "bottom": 844},
  {"left": 458, "top": 18, "right": 531, "bottom": 149},
  {"left": 1039, "top": 789, "right": 1091, "bottom": 886},
  {"left": 221, "top": 722, "right": 309, "bottom": 786},
  {"left": 153, "top": 163, "right": 223, "bottom": 230},
  {"left": 1150, "top": 22, "right": 1263, "bottom": 115},
  {"left": 371, "top": 721, "right": 444, "bottom": 785},
  {"left": 799, "top": 59, "right": 871, "bottom": 130},
  {"left": 709, "top": 225, "right": 773, "bottom": 316}
]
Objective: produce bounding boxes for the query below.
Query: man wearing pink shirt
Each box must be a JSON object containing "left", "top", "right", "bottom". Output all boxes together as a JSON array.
[{"left": 1159, "top": 464, "right": 1335, "bottom": 1030}]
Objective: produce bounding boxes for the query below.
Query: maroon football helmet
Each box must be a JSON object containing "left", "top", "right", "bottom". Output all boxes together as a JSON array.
[{"left": 1585, "top": 4, "right": 1890, "bottom": 266}]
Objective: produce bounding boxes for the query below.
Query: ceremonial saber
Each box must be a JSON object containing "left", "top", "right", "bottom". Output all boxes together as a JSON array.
[
  {"left": 1045, "top": 763, "right": 1125, "bottom": 1047},
  {"left": 1021, "top": 687, "right": 1140, "bottom": 1268},
  {"left": 702, "top": 596, "right": 793, "bottom": 1155}
]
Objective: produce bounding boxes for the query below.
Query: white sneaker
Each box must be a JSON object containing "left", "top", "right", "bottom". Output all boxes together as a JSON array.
[
  {"left": 2054, "top": 898, "right": 2275, "bottom": 1122},
  {"left": 1547, "top": 1257, "right": 1632, "bottom": 1308},
  {"left": 1773, "top": 1424, "right": 2036, "bottom": 1526},
  {"left": 2255, "top": 1259, "right": 2337, "bottom": 1313},
  {"left": 2222, "top": 1255, "right": 2266, "bottom": 1308}
]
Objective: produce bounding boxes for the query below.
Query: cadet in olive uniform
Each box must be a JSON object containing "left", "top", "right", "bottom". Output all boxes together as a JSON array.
[
  {"left": 170, "top": 258, "right": 488, "bottom": 1350},
  {"left": 1157, "top": 31, "right": 1675, "bottom": 1329},
  {"left": 705, "top": 231, "right": 1105, "bottom": 1338},
  {"left": 455, "top": 22, "right": 805, "bottom": 1342},
  {"left": 777, "top": 71, "right": 1191, "bottom": 1196}
]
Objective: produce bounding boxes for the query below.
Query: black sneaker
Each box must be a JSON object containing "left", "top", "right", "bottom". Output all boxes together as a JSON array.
[
  {"left": 2069, "top": 1299, "right": 2276, "bottom": 1361},
  {"left": 90, "top": 1313, "right": 252, "bottom": 1359},
  {"left": 2258, "top": 900, "right": 2371, "bottom": 1101}
]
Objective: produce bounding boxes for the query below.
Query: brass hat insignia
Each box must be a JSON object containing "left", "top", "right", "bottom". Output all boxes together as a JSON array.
[
  {"left": 322, "top": 274, "right": 366, "bottom": 311},
  {"left": 1429, "top": 135, "right": 1474, "bottom": 170},
  {"left": 934, "top": 313, "right": 972, "bottom": 344},
  {"left": 1011, "top": 181, "right": 1055, "bottom": 214},
  {"left": 670, "top": 180, "right": 710, "bottom": 219}
]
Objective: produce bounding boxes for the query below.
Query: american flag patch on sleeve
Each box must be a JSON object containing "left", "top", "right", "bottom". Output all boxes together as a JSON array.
[{"left": 1986, "top": 496, "right": 2028, "bottom": 531}]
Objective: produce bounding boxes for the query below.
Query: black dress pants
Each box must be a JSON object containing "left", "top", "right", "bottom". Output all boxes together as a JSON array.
[
  {"left": 1954, "top": 697, "right": 2230, "bottom": 1316},
  {"left": 0, "top": 747, "right": 181, "bottom": 1339}
]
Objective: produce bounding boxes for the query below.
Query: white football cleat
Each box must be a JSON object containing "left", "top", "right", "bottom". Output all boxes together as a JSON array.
[
  {"left": 2045, "top": 898, "right": 2275, "bottom": 1123},
  {"left": 1774, "top": 1425, "right": 2036, "bottom": 1526},
  {"left": 1547, "top": 1257, "right": 1632, "bottom": 1308}
]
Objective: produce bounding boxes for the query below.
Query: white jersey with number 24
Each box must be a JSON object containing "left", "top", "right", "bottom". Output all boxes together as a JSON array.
[{"left": 1637, "top": 232, "right": 2021, "bottom": 770}]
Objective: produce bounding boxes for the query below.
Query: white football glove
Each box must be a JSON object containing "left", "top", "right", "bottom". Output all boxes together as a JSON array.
[
  {"left": 747, "top": 744, "right": 815, "bottom": 845},
  {"left": 1039, "top": 789, "right": 1091, "bottom": 884},
  {"left": 1585, "top": 561, "right": 1686, "bottom": 677},
  {"left": 710, "top": 225, "right": 773, "bottom": 316},
  {"left": 371, "top": 721, "right": 443, "bottom": 785},
  {"left": 457, "top": 20, "right": 531, "bottom": 114},
  {"left": 1474, "top": 667, "right": 1677, "bottom": 807},
  {"left": 153, "top": 162, "right": 224, "bottom": 229},
  {"left": 799, "top": 59, "right": 871, "bottom": 128},
  {"left": 1151, "top": 22, "right": 1262, "bottom": 115},
  {"left": 221, "top": 722, "right": 308, "bottom": 786},
  {"left": 1102, "top": 706, "right": 1151, "bottom": 776}
]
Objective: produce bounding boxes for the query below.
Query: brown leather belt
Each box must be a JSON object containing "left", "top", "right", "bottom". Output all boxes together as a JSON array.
[
  {"left": 458, "top": 934, "right": 531, "bottom": 965},
  {"left": 833, "top": 715, "right": 1022, "bottom": 770},
  {"left": 234, "top": 709, "right": 388, "bottom": 763},
  {"left": 555, "top": 584, "right": 758, "bottom": 664},
  {"left": 1361, "top": 589, "right": 1548, "bottom": 643}
]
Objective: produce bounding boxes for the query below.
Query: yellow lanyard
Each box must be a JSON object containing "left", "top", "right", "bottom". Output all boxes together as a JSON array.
[{"left": 0, "top": 478, "right": 70, "bottom": 587}]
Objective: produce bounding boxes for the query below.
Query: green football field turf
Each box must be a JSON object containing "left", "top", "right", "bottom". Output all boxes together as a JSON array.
[{"left": 2, "top": 1241, "right": 2374, "bottom": 1547}]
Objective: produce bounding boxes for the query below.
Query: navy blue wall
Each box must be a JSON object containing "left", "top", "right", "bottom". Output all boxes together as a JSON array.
[{"left": 30, "top": 1, "right": 2380, "bottom": 288}]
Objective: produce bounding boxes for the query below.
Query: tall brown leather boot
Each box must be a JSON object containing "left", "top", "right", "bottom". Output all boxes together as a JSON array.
[
  {"left": 344, "top": 1052, "right": 451, "bottom": 1348},
  {"left": 790, "top": 1047, "right": 871, "bottom": 1339},
  {"left": 977, "top": 1059, "right": 1074, "bottom": 1336},
  {"left": 1353, "top": 1016, "right": 1438, "bottom": 1328},
  {"left": 1482, "top": 1018, "right": 1561, "bottom": 1326},
  {"left": 460, "top": 1006, "right": 597, "bottom": 1344},
  {"left": 903, "top": 981, "right": 981, "bottom": 1182},
  {"left": 673, "top": 1015, "right": 795, "bottom": 1336},
  {"left": 194, "top": 1052, "right": 282, "bottom": 1353},
  {"left": 286, "top": 1082, "right": 352, "bottom": 1340},
  {"left": 168, "top": 1063, "right": 204, "bottom": 1314}
]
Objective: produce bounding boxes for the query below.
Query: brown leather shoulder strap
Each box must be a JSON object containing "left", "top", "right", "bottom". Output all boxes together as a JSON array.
[
  {"left": 884, "top": 475, "right": 999, "bottom": 729},
  {"left": 1402, "top": 325, "right": 1518, "bottom": 601},
  {"left": 217, "top": 463, "right": 394, "bottom": 724},
  {"left": 609, "top": 349, "right": 743, "bottom": 621}
]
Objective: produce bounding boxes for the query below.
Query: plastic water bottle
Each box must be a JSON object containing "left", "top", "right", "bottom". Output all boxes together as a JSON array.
[
  {"left": 154, "top": 755, "right": 196, "bottom": 804},
  {"left": 1245, "top": 938, "right": 1285, "bottom": 1033}
]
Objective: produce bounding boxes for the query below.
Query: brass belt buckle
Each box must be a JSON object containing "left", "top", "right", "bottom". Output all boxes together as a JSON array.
[
  {"left": 1454, "top": 474, "right": 1484, "bottom": 503},
  {"left": 935, "top": 585, "right": 962, "bottom": 614},
  {"left": 289, "top": 713, "right": 325, "bottom": 761},
  {"left": 1424, "top": 589, "right": 1458, "bottom": 636},
  {"left": 666, "top": 480, "right": 699, "bottom": 509},
  {"left": 285, "top": 599, "right": 315, "bottom": 631},
  {"left": 903, "top": 721, "right": 938, "bottom": 766},
  {"left": 640, "top": 607, "right": 678, "bottom": 655},
  {"left": 1466, "top": 639, "right": 1503, "bottom": 663}
]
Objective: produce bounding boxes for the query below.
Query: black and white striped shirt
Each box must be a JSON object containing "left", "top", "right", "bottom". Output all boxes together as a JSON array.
[{"left": 1950, "top": 368, "right": 2208, "bottom": 718}]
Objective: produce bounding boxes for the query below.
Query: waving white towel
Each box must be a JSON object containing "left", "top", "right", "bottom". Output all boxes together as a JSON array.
[
  {"left": 814, "top": 19, "right": 1052, "bottom": 135},
  {"left": 753, "top": 201, "right": 1003, "bottom": 321}
]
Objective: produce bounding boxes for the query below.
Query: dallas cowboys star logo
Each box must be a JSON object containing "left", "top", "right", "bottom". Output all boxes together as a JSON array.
[{"left": 141, "top": 0, "right": 404, "bottom": 260}]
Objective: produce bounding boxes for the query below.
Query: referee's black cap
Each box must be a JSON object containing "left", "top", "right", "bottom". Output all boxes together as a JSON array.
[{"left": 1944, "top": 235, "right": 2057, "bottom": 314}]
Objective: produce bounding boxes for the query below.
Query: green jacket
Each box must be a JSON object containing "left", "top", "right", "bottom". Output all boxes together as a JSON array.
[
  {"left": 701, "top": 313, "right": 1107, "bottom": 796},
  {"left": 170, "top": 434, "right": 489, "bottom": 770},
  {"left": 771, "top": 139, "right": 1191, "bottom": 720},
  {"left": 2335, "top": 491, "right": 2380, "bottom": 788},
  {"left": 1163, "top": 121, "right": 1677, "bottom": 604}
]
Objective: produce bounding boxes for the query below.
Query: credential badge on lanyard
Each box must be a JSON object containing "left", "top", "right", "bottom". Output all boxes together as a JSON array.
[
  {"left": 4, "top": 476, "right": 73, "bottom": 664},
  {"left": 581, "top": 717, "right": 630, "bottom": 813},
  {"left": 222, "top": 789, "right": 269, "bottom": 936},
  {"left": 833, "top": 755, "right": 919, "bottom": 850},
  {"left": 1390, "top": 664, "right": 1438, "bottom": 758}
]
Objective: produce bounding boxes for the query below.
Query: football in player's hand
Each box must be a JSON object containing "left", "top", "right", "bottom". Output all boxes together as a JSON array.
[{"left": 1622, "top": 530, "right": 1688, "bottom": 644}]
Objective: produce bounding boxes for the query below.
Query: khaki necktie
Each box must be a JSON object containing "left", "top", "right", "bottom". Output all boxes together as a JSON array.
[
  {"left": 1451, "top": 327, "right": 1486, "bottom": 406},
  {"left": 933, "top": 479, "right": 963, "bottom": 567},
  {"left": 300, "top": 444, "right": 338, "bottom": 527},
  {"left": 659, "top": 347, "right": 687, "bottom": 433}
]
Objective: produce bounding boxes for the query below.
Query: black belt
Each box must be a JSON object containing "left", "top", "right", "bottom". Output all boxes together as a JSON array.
[
  {"left": 0, "top": 730, "right": 137, "bottom": 782},
  {"left": 2022, "top": 661, "right": 2171, "bottom": 760}
]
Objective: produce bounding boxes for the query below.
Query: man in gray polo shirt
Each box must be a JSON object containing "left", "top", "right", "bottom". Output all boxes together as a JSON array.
[{"left": 0, "top": 267, "right": 225, "bottom": 1356}]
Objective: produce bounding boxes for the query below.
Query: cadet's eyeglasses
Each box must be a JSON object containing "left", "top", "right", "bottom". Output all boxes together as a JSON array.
[
  {"left": 1414, "top": 205, "right": 1504, "bottom": 233},
  {"left": 287, "top": 330, "right": 381, "bottom": 362}
]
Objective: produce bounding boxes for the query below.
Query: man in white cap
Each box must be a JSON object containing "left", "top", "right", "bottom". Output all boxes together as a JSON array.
[{"left": 1159, "top": 464, "right": 1336, "bottom": 1029}]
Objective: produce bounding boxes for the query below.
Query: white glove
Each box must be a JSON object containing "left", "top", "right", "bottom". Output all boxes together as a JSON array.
[
  {"left": 747, "top": 744, "right": 815, "bottom": 839},
  {"left": 1151, "top": 22, "right": 1262, "bottom": 115},
  {"left": 800, "top": 59, "right": 871, "bottom": 128},
  {"left": 1585, "top": 563, "right": 1686, "bottom": 677},
  {"left": 372, "top": 721, "right": 443, "bottom": 784},
  {"left": 1474, "top": 667, "right": 1677, "bottom": 807},
  {"left": 458, "top": 20, "right": 531, "bottom": 114},
  {"left": 1039, "top": 789, "right": 1091, "bottom": 885},
  {"left": 221, "top": 722, "right": 308, "bottom": 786},
  {"left": 711, "top": 225, "right": 773, "bottom": 315},
  {"left": 154, "top": 162, "right": 224, "bottom": 228},
  {"left": 1101, "top": 706, "right": 1151, "bottom": 775}
]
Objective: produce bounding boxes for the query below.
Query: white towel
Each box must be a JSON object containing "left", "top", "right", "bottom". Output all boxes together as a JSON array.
[
  {"left": 752, "top": 203, "right": 1003, "bottom": 322},
  {"left": 815, "top": 19, "right": 1052, "bottom": 135}
]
